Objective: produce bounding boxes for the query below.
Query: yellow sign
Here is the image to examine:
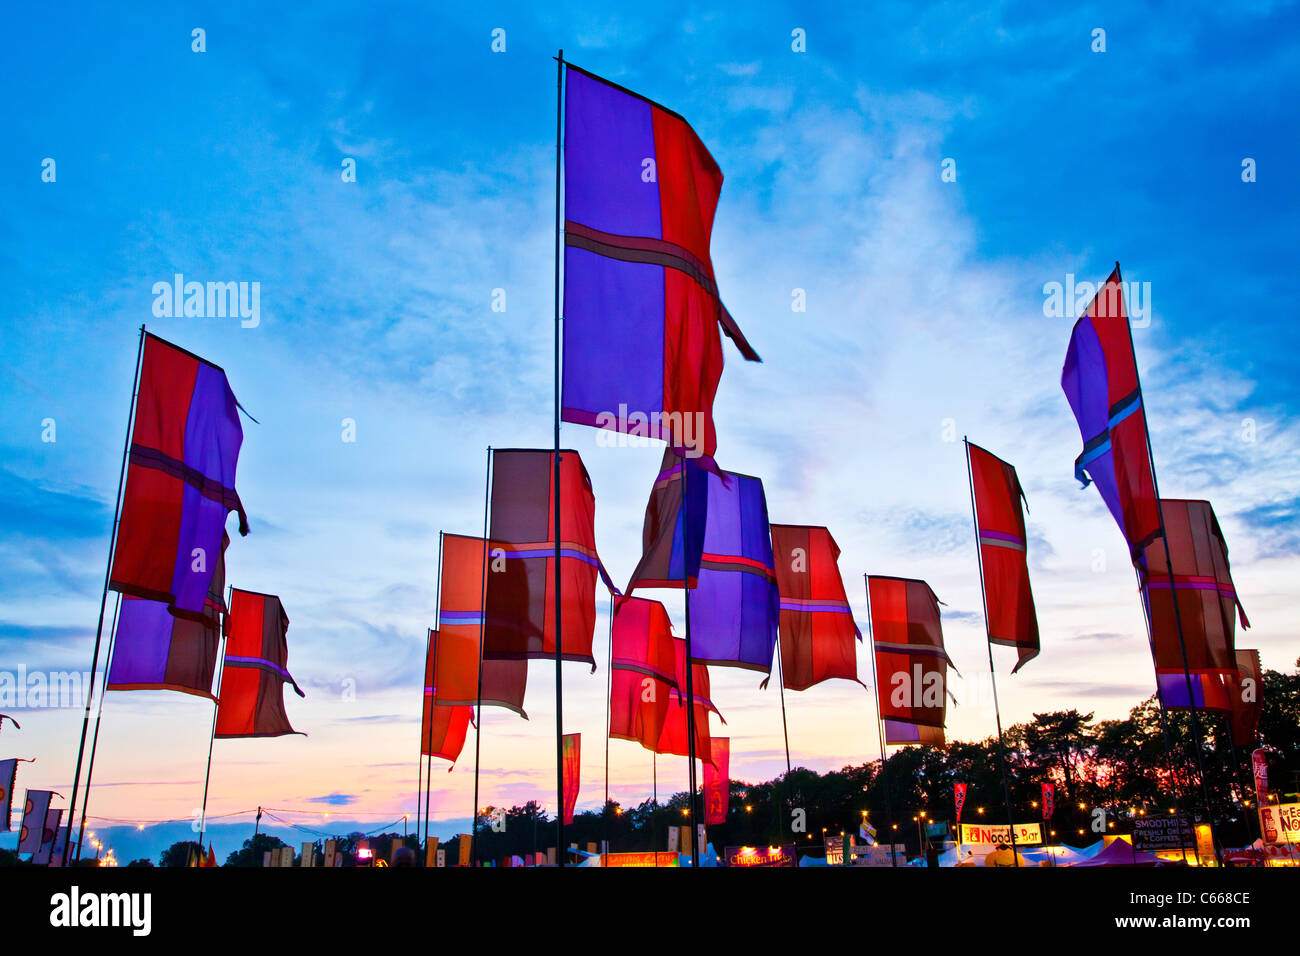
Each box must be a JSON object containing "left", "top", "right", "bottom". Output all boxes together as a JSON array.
[{"left": 1260, "top": 802, "right": 1300, "bottom": 845}]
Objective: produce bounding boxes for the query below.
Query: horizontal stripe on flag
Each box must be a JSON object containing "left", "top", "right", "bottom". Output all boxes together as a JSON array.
[
  {"left": 565, "top": 220, "right": 719, "bottom": 300},
  {"left": 699, "top": 551, "right": 776, "bottom": 579},
  {"left": 1076, "top": 389, "right": 1143, "bottom": 478},
  {"left": 224, "top": 655, "right": 294, "bottom": 682},
  {"left": 438, "top": 611, "right": 484, "bottom": 625},
  {"left": 610, "top": 659, "right": 678, "bottom": 685},
  {"left": 873, "top": 642, "right": 950, "bottom": 660},
  {"left": 779, "top": 599, "right": 852, "bottom": 613},
  {"left": 129, "top": 444, "right": 243, "bottom": 514}
]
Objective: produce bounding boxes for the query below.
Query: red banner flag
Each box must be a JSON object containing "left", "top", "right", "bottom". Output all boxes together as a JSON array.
[
  {"left": 1137, "top": 499, "right": 1247, "bottom": 710},
  {"left": 608, "top": 598, "right": 679, "bottom": 752},
  {"left": 562, "top": 733, "right": 581, "bottom": 826},
  {"left": 421, "top": 630, "right": 472, "bottom": 769},
  {"left": 967, "top": 442, "right": 1040, "bottom": 673},
  {"left": 215, "top": 589, "right": 304, "bottom": 738},
  {"left": 704, "top": 737, "right": 730, "bottom": 825},
  {"left": 484, "top": 449, "right": 615, "bottom": 669},
  {"left": 1230, "top": 649, "right": 1262, "bottom": 748},
  {"left": 1041, "top": 782, "right": 1055, "bottom": 820},
  {"left": 436, "top": 533, "right": 529, "bottom": 717},
  {"left": 866, "top": 576, "right": 955, "bottom": 746},
  {"left": 769, "top": 524, "right": 863, "bottom": 691},
  {"left": 656, "top": 637, "right": 723, "bottom": 767},
  {"left": 954, "top": 782, "right": 967, "bottom": 824}
]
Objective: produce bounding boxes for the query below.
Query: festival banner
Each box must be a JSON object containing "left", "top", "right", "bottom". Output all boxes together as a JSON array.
[
  {"left": 1041, "top": 782, "right": 1055, "bottom": 820},
  {"left": 769, "top": 524, "right": 862, "bottom": 690},
  {"left": 324, "top": 839, "right": 336, "bottom": 868},
  {"left": 0, "top": 759, "right": 16, "bottom": 831},
  {"left": 562, "top": 733, "right": 581, "bottom": 826},
  {"left": 625, "top": 448, "right": 710, "bottom": 595},
  {"left": 1230, "top": 649, "right": 1262, "bottom": 748},
  {"left": 867, "top": 576, "right": 955, "bottom": 745},
  {"left": 1259, "top": 803, "right": 1300, "bottom": 846},
  {"left": 458, "top": 834, "right": 472, "bottom": 866},
  {"left": 703, "top": 737, "right": 729, "bottom": 824},
  {"left": 954, "top": 783, "right": 967, "bottom": 824},
  {"left": 608, "top": 597, "right": 678, "bottom": 752},
  {"left": 1252, "top": 749, "right": 1270, "bottom": 805},
  {"left": 18, "top": 789, "right": 54, "bottom": 855},
  {"left": 215, "top": 589, "right": 305, "bottom": 738},
  {"left": 603, "top": 851, "right": 679, "bottom": 867},
  {"left": 420, "top": 630, "right": 471, "bottom": 768},
  {"left": 959, "top": 823, "right": 1043, "bottom": 846},
  {"left": 725, "top": 845, "right": 797, "bottom": 867},
  {"left": 1133, "top": 815, "right": 1195, "bottom": 852}
]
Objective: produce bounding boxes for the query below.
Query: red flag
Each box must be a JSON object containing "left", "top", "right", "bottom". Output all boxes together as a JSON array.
[
  {"left": 1137, "top": 499, "right": 1246, "bottom": 710},
  {"left": 436, "top": 533, "right": 529, "bottom": 717},
  {"left": 484, "top": 449, "right": 615, "bottom": 670},
  {"left": 656, "top": 637, "right": 722, "bottom": 767},
  {"left": 954, "top": 782, "right": 967, "bottom": 824},
  {"left": 967, "top": 442, "right": 1040, "bottom": 673},
  {"left": 203, "top": 845, "right": 217, "bottom": 868},
  {"left": 562, "top": 733, "right": 581, "bottom": 826},
  {"left": 703, "top": 738, "right": 730, "bottom": 825},
  {"left": 1230, "top": 649, "right": 1262, "bottom": 748},
  {"left": 1041, "top": 782, "right": 1055, "bottom": 820},
  {"left": 608, "top": 598, "right": 679, "bottom": 752},
  {"left": 866, "top": 576, "right": 955, "bottom": 746},
  {"left": 215, "top": 590, "right": 304, "bottom": 738},
  {"left": 770, "top": 524, "right": 863, "bottom": 691},
  {"left": 421, "top": 630, "right": 472, "bottom": 769}
]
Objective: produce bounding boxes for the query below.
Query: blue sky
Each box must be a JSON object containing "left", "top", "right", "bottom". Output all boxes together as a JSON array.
[{"left": 2, "top": 1, "right": 1297, "bottom": 860}]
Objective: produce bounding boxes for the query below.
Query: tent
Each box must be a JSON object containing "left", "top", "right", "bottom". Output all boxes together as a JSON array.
[{"left": 1072, "top": 837, "right": 1165, "bottom": 867}]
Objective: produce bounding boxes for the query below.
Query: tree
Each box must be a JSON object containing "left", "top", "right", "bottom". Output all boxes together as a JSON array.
[
  {"left": 159, "top": 840, "right": 205, "bottom": 868},
  {"left": 224, "top": 833, "right": 288, "bottom": 868}
]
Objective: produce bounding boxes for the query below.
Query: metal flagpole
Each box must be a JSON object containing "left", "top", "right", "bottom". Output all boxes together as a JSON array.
[
  {"left": 652, "top": 751, "right": 658, "bottom": 865},
  {"left": 553, "top": 47, "right": 567, "bottom": 869},
  {"left": 863, "top": 575, "right": 897, "bottom": 866},
  {"left": 75, "top": 590, "right": 121, "bottom": 860},
  {"left": 197, "top": 592, "right": 230, "bottom": 852},
  {"left": 604, "top": 592, "right": 614, "bottom": 866},
  {"left": 425, "top": 533, "right": 443, "bottom": 850},
  {"left": 681, "top": 455, "right": 701, "bottom": 868},
  {"left": 65, "top": 324, "right": 145, "bottom": 865},
  {"left": 963, "top": 438, "right": 1020, "bottom": 867},
  {"left": 471, "top": 448, "right": 492, "bottom": 866},
  {"left": 775, "top": 637, "right": 793, "bottom": 775},
  {"left": 1117, "top": 261, "right": 1219, "bottom": 862}
]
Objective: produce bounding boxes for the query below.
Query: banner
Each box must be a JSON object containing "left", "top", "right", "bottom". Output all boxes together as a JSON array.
[
  {"left": 1132, "top": 815, "right": 1194, "bottom": 852},
  {"left": 960, "top": 823, "right": 1042, "bottom": 846},
  {"left": 667, "top": 826, "right": 679, "bottom": 852},
  {"left": 954, "top": 783, "right": 967, "bottom": 824},
  {"left": 425, "top": 838, "right": 439, "bottom": 868},
  {"left": 725, "top": 845, "right": 797, "bottom": 867},
  {"left": 1252, "top": 749, "right": 1270, "bottom": 804},
  {"left": 703, "top": 737, "right": 729, "bottom": 824},
  {"left": 1041, "top": 782, "right": 1055, "bottom": 820},
  {"left": 603, "top": 851, "right": 679, "bottom": 867},
  {"left": 458, "top": 834, "right": 472, "bottom": 866},
  {"left": 301, "top": 842, "right": 315, "bottom": 867},
  {"left": 1259, "top": 802, "right": 1300, "bottom": 846},
  {"left": 323, "top": 839, "right": 336, "bottom": 868}
]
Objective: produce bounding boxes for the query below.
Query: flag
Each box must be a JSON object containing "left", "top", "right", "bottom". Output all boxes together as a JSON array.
[
  {"left": 562, "top": 733, "right": 581, "bottom": 826},
  {"left": 204, "top": 844, "right": 217, "bottom": 868},
  {"left": 860, "top": 821, "right": 876, "bottom": 845},
  {"left": 110, "top": 333, "right": 248, "bottom": 614},
  {"left": 1060, "top": 267, "right": 1160, "bottom": 559},
  {"left": 0, "top": 759, "right": 17, "bottom": 832},
  {"left": 656, "top": 637, "right": 722, "bottom": 767},
  {"left": 703, "top": 738, "right": 729, "bottom": 825},
  {"left": 421, "top": 630, "right": 472, "bottom": 769},
  {"left": 34, "top": 807, "right": 62, "bottom": 865},
  {"left": 954, "top": 782, "right": 967, "bottom": 824},
  {"left": 608, "top": 597, "right": 679, "bottom": 752},
  {"left": 108, "top": 532, "right": 229, "bottom": 698},
  {"left": 967, "top": 442, "right": 1040, "bottom": 673},
  {"left": 769, "top": 524, "right": 862, "bottom": 690},
  {"left": 1041, "top": 782, "right": 1055, "bottom": 820},
  {"left": 688, "top": 468, "right": 780, "bottom": 674},
  {"left": 625, "top": 448, "right": 710, "bottom": 595},
  {"left": 47, "top": 826, "right": 70, "bottom": 868},
  {"left": 561, "top": 64, "right": 759, "bottom": 460},
  {"left": 18, "top": 790, "right": 54, "bottom": 855},
  {"left": 436, "top": 533, "right": 529, "bottom": 717},
  {"left": 484, "top": 449, "right": 614, "bottom": 669},
  {"left": 215, "top": 589, "right": 305, "bottom": 738},
  {"left": 1230, "top": 649, "right": 1262, "bottom": 748},
  {"left": 1137, "top": 499, "right": 1247, "bottom": 710},
  {"left": 866, "top": 576, "right": 956, "bottom": 746}
]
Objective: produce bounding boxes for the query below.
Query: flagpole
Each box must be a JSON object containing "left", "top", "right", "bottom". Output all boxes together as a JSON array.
[
  {"left": 416, "top": 628, "right": 429, "bottom": 849},
  {"left": 963, "top": 438, "right": 1020, "bottom": 867},
  {"left": 74, "top": 589, "right": 121, "bottom": 861},
  {"left": 775, "top": 638, "right": 793, "bottom": 775},
  {"left": 425, "top": 533, "right": 443, "bottom": 850},
  {"left": 65, "top": 324, "right": 145, "bottom": 865},
  {"left": 197, "top": 594, "right": 229, "bottom": 852},
  {"left": 553, "top": 46, "right": 567, "bottom": 869},
  {"left": 681, "top": 455, "right": 701, "bottom": 869},
  {"left": 603, "top": 592, "right": 613, "bottom": 866},
  {"left": 863, "top": 575, "right": 897, "bottom": 866},
  {"left": 471, "top": 448, "right": 492, "bottom": 866},
  {"left": 1117, "top": 261, "right": 1219, "bottom": 862},
  {"left": 652, "top": 751, "right": 659, "bottom": 865}
]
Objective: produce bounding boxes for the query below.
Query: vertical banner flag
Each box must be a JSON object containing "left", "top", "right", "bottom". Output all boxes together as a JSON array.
[
  {"left": 1230, "top": 649, "right": 1262, "bottom": 748},
  {"left": 967, "top": 443, "right": 1040, "bottom": 672},
  {"left": 47, "top": 826, "right": 70, "bottom": 868},
  {"left": 484, "top": 449, "right": 614, "bottom": 669},
  {"left": 562, "top": 733, "right": 581, "bottom": 826},
  {"left": 866, "top": 576, "right": 956, "bottom": 746},
  {"left": 1251, "top": 750, "right": 1269, "bottom": 806},
  {"left": 1041, "top": 783, "right": 1055, "bottom": 820},
  {"left": 215, "top": 589, "right": 305, "bottom": 738},
  {"left": 436, "top": 534, "right": 529, "bottom": 717},
  {"left": 688, "top": 469, "right": 780, "bottom": 674},
  {"left": 769, "top": 524, "right": 862, "bottom": 690},
  {"left": 657, "top": 637, "right": 723, "bottom": 767},
  {"left": 608, "top": 598, "right": 679, "bottom": 752},
  {"left": 108, "top": 532, "right": 229, "bottom": 697},
  {"left": 954, "top": 783, "right": 967, "bottom": 824},
  {"left": 110, "top": 333, "right": 248, "bottom": 613},
  {"left": 18, "top": 790, "right": 54, "bottom": 855},
  {"left": 703, "top": 738, "right": 729, "bottom": 825},
  {"left": 1060, "top": 267, "right": 1160, "bottom": 559},
  {"left": 0, "top": 759, "right": 17, "bottom": 831},
  {"left": 421, "top": 631, "right": 472, "bottom": 769},
  {"left": 561, "top": 64, "right": 759, "bottom": 460},
  {"left": 626, "top": 448, "right": 709, "bottom": 595},
  {"left": 34, "top": 808, "right": 62, "bottom": 865},
  {"left": 1137, "top": 499, "right": 1248, "bottom": 710}
]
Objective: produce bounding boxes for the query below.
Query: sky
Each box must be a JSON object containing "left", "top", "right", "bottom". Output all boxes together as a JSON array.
[{"left": 1, "top": 1, "right": 1297, "bottom": 861}]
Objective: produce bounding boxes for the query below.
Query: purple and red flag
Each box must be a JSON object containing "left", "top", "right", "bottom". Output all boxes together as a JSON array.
[
  {"left": 561, "top": 64, "right": 759, "bottom": 460},
  {"left": 687, "top": 469, "right": 780, "bottom": 675},
  {"left": 625, "top": 448, "right": 710, "bottom": 596},
  {"left": 703, "top": 737, "right": 730, "bottom": 825},
  {"left": 1137, "top": 499, "right": 1248, "bottom": 711},
  {"left": 769, "top": 524, "right": 863, "bottom": 691},
  {"left": 107, "top": 532, "right": 229, "bottom": 698},
  {"left": 657, "top": 637, "right": 723, "bottom": 768},
  {"left": 421, "top": 630, "right": 472, "bottom": 770},
  {"left": 561, "top": 733, "right": 581, "bottom": 826},
  {"left": 214, "top": 589, "right": 305, "bottom": 739},
  {"left": 608, "top": 597, "right": 679, "bottom": 752},
  {"left": 484, "top": 449, "right": 614, "bottom": 670},
  {"left": 967, "top": 442, "right": 1040, "bottom": 673},
  {"left": 34, "top": 808, "right": 62, "bottom": 865},
  {"left": 1230, "top": 649, "right": 1262, "bottom": 749},
  {"left": 18, "top": 789, "right": 54, "bottom": 855},
  {"left": 1061, "top": 267, "right": 1160, "bottom": 559},
  {"left": 866, "top": 576, "right": 956, "bottom": 747},
  {"left": 110, "top": 333, "right": 248, "bottom": 614}
]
